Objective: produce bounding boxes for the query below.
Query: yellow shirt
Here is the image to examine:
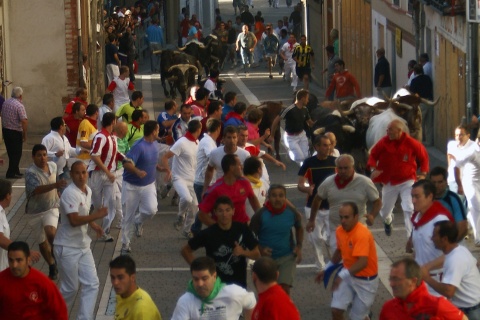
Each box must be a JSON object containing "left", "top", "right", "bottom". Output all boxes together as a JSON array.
[
  {"left": 116, "top": 102, "right": 142, "bottom": 123},
  {"left": 115, "top": 288, "right": 162, "bottom": 320},
  {"left": 76, "top": 118, "right": 97, "bottom": 160}
]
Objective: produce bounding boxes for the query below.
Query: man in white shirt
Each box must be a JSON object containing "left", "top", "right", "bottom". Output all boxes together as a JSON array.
[
  {"left": 422, "top": 220, "right": 480, "bottom": 319},
  {"left": 42, "top": 117, "right": 78, "bottom": 182},
  {"left": 162, "top": 120, "right": 202, "bottom": 238},
  {"left": 98, "top": 93, "right": 115, "bottom": 129},
  {"left": 171, "top": 256, "right": 256, "bottom": 319},
  {"left": 279, "top": 33, "right": 299, "bottom": 91},
  {"left": 107, "top": 66, "right": 135, "bottom": 112}
]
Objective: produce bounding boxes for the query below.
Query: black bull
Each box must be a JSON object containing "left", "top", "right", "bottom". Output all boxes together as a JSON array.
[{"left": 158, "top": 50, "right": 198, "bottom": 102}]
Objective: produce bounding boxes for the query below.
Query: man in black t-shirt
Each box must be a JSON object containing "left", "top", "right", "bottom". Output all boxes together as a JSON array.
[
  {"left": 181, "top": 196, "right": 260, "bottom": 288},
  {"left": 105, "top": 34, "right": 121, "bottom": 84},
  {"left": 409, "top": 64, "right": 434, "bottom": 146},
  {"left": 270, "top": 89, "right": 314, "bottom": 166},
  {"left": 297, "top": 135, "right": 336, "bottom": 270}
]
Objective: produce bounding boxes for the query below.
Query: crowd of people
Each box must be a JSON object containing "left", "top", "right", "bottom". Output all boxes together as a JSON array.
[{"left": 0, "top": 2, "right": 480, "bottom": 320}]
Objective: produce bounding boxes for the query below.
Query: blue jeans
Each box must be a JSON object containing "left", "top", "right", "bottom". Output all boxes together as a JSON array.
[
  {"left": 240, "top": 48, "right": 253, "bottom": 71},
  {"left": 190, "top": 183, "right": 204, "bottom": 235},
  {"left": 462, "top": 306, "right": 480, "bottom": 320}
]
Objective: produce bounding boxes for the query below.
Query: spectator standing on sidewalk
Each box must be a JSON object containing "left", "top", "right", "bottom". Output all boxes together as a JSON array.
[
  {"left": 323, "top": 45, "right": 338, "bottom": 100},
  {"left": 145, "top": 18, "right": 164, "bottom": 73},
  {"left": 374, "top": 48, "right": 392, "bottom": 98}
]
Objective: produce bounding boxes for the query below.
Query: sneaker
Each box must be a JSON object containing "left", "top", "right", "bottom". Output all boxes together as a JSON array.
[
  {"left": 49, "top": 264, "right": 58, "bottom": 280},
  {"left": 134, "top": 223, "right": 143, "bottom": 237},
  {"left": 384, "top": 222, "right": 392, "bottom": 236},
  {"left": 182, "top": 231, "right": 194, "bottom": 239},
  {"left": 173, "top": 216, "right": 185, "bottom": 231},
  {"left": 101, "top": 234, "right": 114, "bottom": 242},
  {"left": 121, "top": 244, "right": 131, "bottom": 255},
  {"left": 160, "top": 185, "right": 172, "bottom": 199},
  {"left": 269, "top": 75, "right": 273, "bottom": 79}
]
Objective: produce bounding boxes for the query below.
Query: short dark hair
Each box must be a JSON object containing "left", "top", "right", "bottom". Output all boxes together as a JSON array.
[
  {"left": 296, "top": 89, "right": 309, "bottom": 101},
  {"left": 221, "top": 154, "right": 238, "bottom": 174},
  {"left": 430, "top": 166, "right": 448, "bottom": 180},
  {"left": 0, "top": 179, "right": 12, "bottom": 201},
  {"left": 110, "top": 255, "right": 136, "bottom": 275},
  {"left": 420, "top": 53, "right": 429, "bottom": 61},
  {"left": 32, "top": 144, "right": 47, "bottom": 157},
  {"left": 252, "top": 257, "right": 278, "bottom": 283},
  {"left": 412, "top": 179, "right": 436, "bottom": 198},
  {"left": 188, "top": 119, "right": 202, "bottom": 133},
  {"left": 209, "top": 69, "right": 220, "bottom": 78},
  {"left": 180, "top": 104, "right": 192, "bottom": 112},
  {"left": 213, "top": 195, "right": 234, "bottom": 211},
  {"left": 206, "top": 118, "right": 221, "bottom": 133},
  {"left": 102, "top": 112, "right": 116, "bottom": 128},
  {"left": 108, "top": 33, "right": 117, "bottom": 43},
  {"left": 243, "top": 156, "right": 262, "bottom": 176},
  {"left": 50, "top": 116, "right": 64, "bottom": 131},
  {"left": 268, "top": 184, "right": 286, "bottom": 197},
  {"left": 247, "top": 108, "right": 263, "bottom": 123},
  {"left": 8, "top": 241, "right": 30, "bottom": 257},
  {"left": 207, "top": 101, "right": 221, "bottom": 115},
  {"left": 190, "top": 256, "right": 216, "bottom": 275},
  {"left": 72, "top": 102, "right": 84, "bottom": 114},
  {"left": 335, "top": 59, "right": 345, "bottom": 67},
  {"left": 75, "top": 88, "right": 86, "bottom": 97},
  {"left": 131, "top": 91, "right": 143, "bottom": 101},
  {"left": 144, "top": 120, "right": 159, "bottom": 136},
  {"left": 165, "top": 100, "right": 176, "bottom": 111},
  {"left": 223, "top": 125, "right": 238, "bottom": 137},
  {"left": 71, "top": 160, "right": 86, "bottom": 173},
  {"left": 325, "top": 45, "right": 334, "bottom": 54},
  {"left": 233, "top": 102, "right": 247, "bottom": 114},
  {"left": 341, "top": 201, "right": 359, "bottom": 216},
  {"left": 434, "top": 220, "right": 458, "bottom": 244},
  {"left": 131, "top": 109, "right": 144, "bottom": 122},
  {"left": 86, "top": 104, "right": 99, "bottom": 116},
  {"left": 224, "top": 91, "right": 237, "bottom": 104},
  {"left": 391, "top": 258, "right": 422, "bottom": 286},
  {"left": 103, "top": 93, "right": 114, "bottom": 106},
  {"left": 195, "top": 87, "right": 210, "bottom": 101},
  {"left": 314, "top": 134, "right": 330, "bottom": 145},
  {"left": 413, "top": 64, "right": 424, "bottom": 75},
  {"left": 408, "top": 60, "right": 417, "bottom": 68},
  {"left": 120, "top": 65, "right": 129, "bottom": 74}
]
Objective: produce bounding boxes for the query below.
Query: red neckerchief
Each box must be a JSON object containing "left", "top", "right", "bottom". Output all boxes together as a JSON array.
[
  {"left": 288, "top": 39, "right": 296, "bottom": 50},
  {"left": 245, "top": 145, "right": 260, "bottom": 156},
  {"left": 184, "top": 131, "right": 198, "bottom": 144},
  {"left": 334, "top": 173, "right": 354, "bottom": 189},
  {"left": 225, "top": 112, "right": 245, "bottom": 123},
  {"left": 411, "top": 201, "right": 454, "bottom": 230},
  {"left": 208, "top": 77, "right": 217, "bottom": 83},
  {"left": 129, "top": 121, "right": 141, "bottom": 129},
  {"left": 86, "top": 117, "right": 98, "bottom": 129},
  {"left": 264, "top": 200, "right": 287, "bottom": 216}
]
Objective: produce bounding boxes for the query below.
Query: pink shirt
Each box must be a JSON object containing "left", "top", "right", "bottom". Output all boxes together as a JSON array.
[
  {"left": 246, "top": 122, "right": 260, "bottom": 145},
  {"left": 1, "top": 98, "right": 27, "bottom": 131}
]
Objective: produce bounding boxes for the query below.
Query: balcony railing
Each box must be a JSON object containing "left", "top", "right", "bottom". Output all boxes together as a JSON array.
[{"left": 422, "top": 0, "right": 465, "bottom": 16}]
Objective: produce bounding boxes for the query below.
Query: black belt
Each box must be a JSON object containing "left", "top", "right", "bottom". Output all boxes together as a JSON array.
[
  {"left": 286, "top": 131, "right": 303, "bottom": 136},
  {"left": 460, "top": 303, "right": 480, "bottom": 314},
  {"left": 353, "top": 274, "right": 378, "bottom": 281}
]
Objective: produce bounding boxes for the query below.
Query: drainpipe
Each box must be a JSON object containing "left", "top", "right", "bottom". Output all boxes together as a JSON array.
[
  {"left": 77, "top": 0, "right": 83, "bottom": 86},
  {"left": 467, "top": 22, "right": 479, "bottom": 138}
]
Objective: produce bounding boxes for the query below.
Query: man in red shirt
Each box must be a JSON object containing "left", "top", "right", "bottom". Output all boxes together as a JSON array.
[
  {"left": 380, "top": 258, "right": 466, "bottom": 320},
  {"left": 64, "top": 87, "right": 88, "bottom": 117},
  {"left": 198, "top": 154, "right": 260, "bottom": 225},
  {"left": 0, "top": 241, "right": 68, "bottom": 320},
  {"left": 367, "top": 119, "right": 429, "bottom": 238},
  {"left": 251, "top": 257, "right": 301, "bottom": 319},
  {"left": 325, "top": 59, "right": 361, "bottom": 101},
  {"left": 64, "top": 102, "right": 86, "bottom": 147}
]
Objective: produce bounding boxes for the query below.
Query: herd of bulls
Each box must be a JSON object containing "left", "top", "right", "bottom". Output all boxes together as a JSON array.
[{"left": 153, "top": 34, "right": 438, "bottom": 173}]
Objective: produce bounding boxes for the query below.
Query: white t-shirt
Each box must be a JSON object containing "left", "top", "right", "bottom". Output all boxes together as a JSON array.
[
  {"left": 170, "top": 137, "right": 199, "bottom": 182},
  {"left": 0, "top": 205, "right": 9, "bottom": 271},
  {"left": 280, "top": 42, "right": 299, "bottom": 63},
  {"left": 450, "top": 139, "right": 480, "bottom": 184},
  {"left": 42, "top": 131, "right": 78, "bottom": 174},
  {"left": 54, "top": 183, "right": 93, "bottom": 249},
  {"left": 208, "top": 147, "right": 250, "bottom": 181},
  {"left": 242, "top": 143, "right": 270, "bottom": 185},
  {"left": 446, "top": 140, "right": 460, "bottom": 188},
  {"left": 443, "top": 245, "right": 480, "bottom": 308},
  {"left": 111, "top": 77, "right": 131, "bottom": 111},
  {"left": 195, "top": 134, "right": 217, "bottom": 184},
  {"left": 171, "top": 284, "right": 256, "bottom": 320},
  {"left": 316, "top": 173, "right": 379, "bottom": 218},
  {"left": 412, "top": 214, "right": 449, "bottom": 266}
]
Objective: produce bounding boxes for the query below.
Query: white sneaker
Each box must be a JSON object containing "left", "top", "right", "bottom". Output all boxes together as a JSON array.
[
  {"left": 121, "top": 244, "right": 131, "bottom": 255},
  {"left": 134, "top": 223, "right": 143, "bottom": 237},
  {"left": 100, "top": 234, "right": 114, "bottom": 242}
]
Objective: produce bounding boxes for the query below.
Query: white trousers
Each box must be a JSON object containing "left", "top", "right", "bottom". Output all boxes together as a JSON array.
[
  {"left": 304, "top": 207, "right": 333, "bottom": 269},
  {"left": 89, "top": 170, "right": 117, "bottom": 233},
  {"left": 284, "top": 60, "right": 298, "bottom": 87},
  {"left": 121, "top": 181, "right": 157, "bottom": 246},
  {"left": 380, "top": 180, "right": 414, "bottom": 238},
  {"left": 331, "top": 276, "right": 379, "bottom": 320},
  {"left": 114, "top": 168, "right": 124, "bottom": 223},
  {"left": 283, "top": 130, "right": 309, "bottom": 166},
  {"left": 106, "top": 64, "right": 119, "bottom": 84},
  {"left": 463, "top": 179, "right": 480, "bottom": 240},
  {"left": 173, "top": 178, "right": 198, "bottom": 233},
  {"left": 54, "top": 245, "right": 99, "bottom": 320}
]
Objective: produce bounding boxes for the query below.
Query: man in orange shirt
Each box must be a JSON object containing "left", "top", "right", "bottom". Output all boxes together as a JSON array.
[
  {"left": 315, "top": 202, "right": 378, "bottom": 320},
  {"left": 325, "top": 59, "right": 361, "bottom": 101}
]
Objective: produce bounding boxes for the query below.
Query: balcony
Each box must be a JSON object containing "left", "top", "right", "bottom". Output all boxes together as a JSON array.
[{"left": 421, "top": 0, "right": 465, "bottom": 16}]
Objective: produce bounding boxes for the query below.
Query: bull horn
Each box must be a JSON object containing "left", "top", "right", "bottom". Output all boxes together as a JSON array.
[
  {"left": 313, "top": 128, "right": 326, "bottom": 135},
  {"left": 397, "top": 103, "right": 413, "bottom": 110},
  {"left": 382, "top": 91, "right": 391, "bottom": 100},
  {"left": 420, "top": 97, "right": 440, "bottom": 106},
  {"left": 153, "top": 50, "right": 162, "bottom": 55},
  {"left": 342, "top": 125, "right": 355, "bottom": 133},
  {"left": 168, "top": 64, "right": 193, "bottom": 74},
  {"left": 177, "top": 46, "right": 186, "bottom": 51},
  {"left": 188, "top": 65, "right": 199, "bottom": 74},
  {"left": 167, "top": 76, "right": 178, "bottom": 82},
  {"left": 341, "top": 110, "right": 354, "bottom": 116}
]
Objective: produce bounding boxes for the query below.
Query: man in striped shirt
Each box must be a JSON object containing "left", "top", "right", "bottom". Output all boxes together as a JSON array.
[
  {"left": 293, "top": 35, "right": 315, "bottom": 90},
  {"left": 88, "top": 112, "right": 125, "bottom": 241}
]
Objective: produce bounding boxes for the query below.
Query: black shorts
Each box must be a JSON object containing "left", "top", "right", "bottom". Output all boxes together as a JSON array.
[{"left": 296, "top": 66, "right": 311, "bottom": 79}]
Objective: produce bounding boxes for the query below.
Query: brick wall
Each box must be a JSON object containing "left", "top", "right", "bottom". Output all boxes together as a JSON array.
[{"left": 63, "top": 0, "right": 80, "bottom": 104}]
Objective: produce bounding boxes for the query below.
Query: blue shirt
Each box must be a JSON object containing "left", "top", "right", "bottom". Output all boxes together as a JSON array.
[
  {"left": 437, "top": 189, "right": 467, "bottom": 223},
  {"left": 157, "top": 111, "right": 177, "bottom": 136},
  {"left": 123, "top": 138, "right": 158, "bottom": 186},
  {"left": 146, "top": 25, "right": 164, "bottom": 46},
  {"left": 251, "top": 206, "right": 301, "bottom": 259},
  {"left": 221, "top": 104, "right": 234, "bottom": 122}
]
